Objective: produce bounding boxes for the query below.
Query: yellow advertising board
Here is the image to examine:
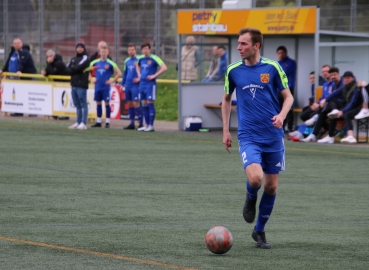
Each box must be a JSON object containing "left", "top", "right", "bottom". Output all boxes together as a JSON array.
[{"left": 177, "top": 7, "right": 316, "bottom": 35}]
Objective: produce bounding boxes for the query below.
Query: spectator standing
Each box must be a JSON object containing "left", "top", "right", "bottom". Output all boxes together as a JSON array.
[
  {"left": 41, "top": 49, "right": 69, "bottom": 79},
  {"left": 181, "top": 36, "right": 201, "bottom": 82},
  {"left": 0, "top": 38, "right": 37, "bottom": 116},
  {"left": 202, "top": 46, "right": 219, "bottom": 83},
  {"left": 277, "top": 46, "right": 297, "bottom": 132},
  {"left": 41, "top": 49, "right": 70, "bottom": 120},
  {"left": 136, "top": 43, "right": 168, "bottom": 132},
  {"left": 89, "top": 42, "right": 122, "bottom": 128},
  {"left": 122, "top": 43, "right": 143, "bottom": 130},
  {"left": 1, "top": 38, "right": 37, "bottom": 76},
  {"left": 67, "top": 43, "right": 90, "bottom": 130},
  {"left": 216, "top": 45, "right": 228, "bottom": 81}
]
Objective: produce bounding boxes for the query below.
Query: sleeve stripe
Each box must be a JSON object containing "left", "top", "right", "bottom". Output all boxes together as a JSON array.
[
  {"left": 261, "top": 58, "right": 289, "bottom": 89},
  {"left": 107, "top": 59, "right": 118, "bottom": 69},
  {"left": 151, "top": 54, "right": 164, "bottom": 66},
  {"left": 78, "top": 55, "right": 88, "bottom": 65},
  {"left": 224, "top": 60, "right": 242, "bottom": 94},
  {"left": 89, "top": 59, "right": 99, "bottom": 67}
]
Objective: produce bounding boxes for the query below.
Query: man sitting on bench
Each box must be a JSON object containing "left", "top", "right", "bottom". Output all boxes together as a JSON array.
[
  {"left": 303, "top": 71, "right": 361, "bottom": 144},
  {"left": 338, "top": 80, "right": 369, "bottom": 143},
  {"left": 354, "top": 81, "right": 369, "bottom": 120}
]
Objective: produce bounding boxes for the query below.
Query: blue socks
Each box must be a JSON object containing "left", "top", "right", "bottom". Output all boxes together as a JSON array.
[
  {"left": 148, "top": 103, "right": 156, "bottom": 126},
  {"left": 128, "top": 107, "right": 135, "bottom": 125},
  {"left": 97, "top": 104, "right": 102, "bottom": 118},
  {"left": 246, "top": 180, "right": 261, "bottom": 201},
  {"left": 105, "top": 105, "right": 111, "bottom": 119},
  {"left": 135, "top": 107, "right": 143, "bottom": 126},
  {"left": 255, "top": 192, "right": 276, "bottom": 232},
  {"left": 144, "top": 106, "right": 150, "bottom": 126}
]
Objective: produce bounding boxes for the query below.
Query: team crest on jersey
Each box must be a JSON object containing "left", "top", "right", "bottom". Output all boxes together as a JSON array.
[
  {"left": 260, "top": 74, "right": 270, "bottom": 83},
  {"left": 105, "top": 64, "right": 109, "bottom": 69},
  {"left": 148, "top": 60, "right": 152, "bottom": 65}
]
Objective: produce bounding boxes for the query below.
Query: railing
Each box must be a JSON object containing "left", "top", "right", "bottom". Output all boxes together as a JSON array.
[{"left": 1, "top": 72, "right": 187, "bottom": 84}]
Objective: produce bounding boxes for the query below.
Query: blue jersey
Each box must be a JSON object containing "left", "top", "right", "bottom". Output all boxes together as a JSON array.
[
  {"left": 318, "top": 81, "right": 335, "bottom": 103},
  {"left": 225, "top": 57, "right": 289, "bottom": 143},
  {"left": 9, "top": 51, "right": 18, "bottom": 73},
  {"left": 89, "top": 58, "right": 118, "bottom": 91},
  {"left": 138, "top": 54, "right": 164, "bottom": 85},
  {"left": 122, "top": 55, "right": 142, "bottom": 89},
  {"left": 278, "top": 56, "right": 296, "bottom": 89}
]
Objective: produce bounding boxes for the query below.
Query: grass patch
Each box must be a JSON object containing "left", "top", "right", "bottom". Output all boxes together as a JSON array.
[
  {"left": 0, "top": 121, "right": 368, "bottom": 269},
  {"left": 156, "top": 63, "right": 178, "bottom": 121}
]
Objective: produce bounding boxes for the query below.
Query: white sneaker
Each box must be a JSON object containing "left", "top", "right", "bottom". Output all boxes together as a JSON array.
[
  {"left": 305, "top": 114, "right": 319, "bottom": 126},
  {"left": 294, "top": 131, "right": 304, "bottom": 141},
  {"left": 68, "top": 122, "right": 79, "bottom": 129},
  {"left": 302, "top": 134, "right": 317, "bottom": 143},
  {"left": 77, "top": 123, "right": 87, "bottom": 130},
  {"left": 327, "top": 109, "right": 340, "bottom": 119},
  {"left": 137, "top": 126, "right": 147, "bottom": 131},
  {"left": 144, "top": 126, "right": 155, "bottom": 132},
  {"left": 340, "top": 136, "right": 357, "bottom": 144},
  {"left": 317, "top": 136, "right": 335, "bottom": 144},
  {"left": 288, "top": 130, "right": 299, "bottom": 137},
  {"left": 354, "top": 108, "right": 369, "bottom": 119}
]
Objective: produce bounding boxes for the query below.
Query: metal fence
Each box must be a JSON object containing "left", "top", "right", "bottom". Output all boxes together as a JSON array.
[{"left": 1, "top": 0, "right": 368, "bottom": 70}]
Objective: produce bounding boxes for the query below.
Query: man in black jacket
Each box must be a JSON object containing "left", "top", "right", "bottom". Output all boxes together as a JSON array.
[
  {"left": 67, "top": 43, "right": 90, "bottom": 130},
  {"left": 0, "top": 38, "right": 37, "bottom": 76},
  {"left": 42, "top": 49, "right": 69, "bottom": 80},
  {"left": 0, "top": 38, "right": 37, "bottom": 116},
  {"left": 42, "top": 49, "right": 70, "bottom": 120}
]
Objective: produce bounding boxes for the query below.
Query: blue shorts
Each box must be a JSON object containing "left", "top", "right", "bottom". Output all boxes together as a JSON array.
[
  {"left": 94, "top": 89, "right": 110, "bottom": 102},
  {"left": 125, "top": 84, "right": 140, "bottom": 101},
  {"left": 238, "top": 139, "right": 285, "bottom": 174},
  {"left": 139, "top": 84, "right": 156, "bottom": 101}
]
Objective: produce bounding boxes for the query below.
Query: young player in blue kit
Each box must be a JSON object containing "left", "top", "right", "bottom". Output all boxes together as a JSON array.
[
  {"left": 89, "top": 42, "right": 122, "bottom": 128},
  {"left": 136, "top": 43, "right": 167, "bottom": 132},
  {"left": 222, "top": 28, "right": 294, "bottom": 249},
  {"left": 122, "top": 43, "right": 143, "bottom": 130}
]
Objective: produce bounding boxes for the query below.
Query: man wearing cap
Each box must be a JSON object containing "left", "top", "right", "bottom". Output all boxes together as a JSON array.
[
  {"left": 67, "top": 42, "right": 90, "bottom": 130},
  {"left": 303, "top": 70, "right": 361, "bottom": 144}
]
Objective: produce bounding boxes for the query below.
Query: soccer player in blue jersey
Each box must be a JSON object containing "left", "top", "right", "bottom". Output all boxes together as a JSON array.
[
  {"left": 89, "top": 42, "right": 122, "bottom": 128},
  {"left": 136, "top": 43, "right": 167, "bottom": 132},
  {"left": 222, "top": 28, "right": 294, "bottom": 249},
  {"left": 122, "top": 43, "right": 143, "bottom": 130}
]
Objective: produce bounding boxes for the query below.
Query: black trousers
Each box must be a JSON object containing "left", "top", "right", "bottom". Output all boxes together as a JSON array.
[
  {"left": 313, "top": 100, "right": 345, "bottom": 137},
  {"left": 279, "top": 87, "right": 294, "bottom": 130},
  {"left": 344, "top": 106, "right": 362, "bottom": 131},
  {"left": 300, "top": 106, "right": 320, "bottom": 122}
]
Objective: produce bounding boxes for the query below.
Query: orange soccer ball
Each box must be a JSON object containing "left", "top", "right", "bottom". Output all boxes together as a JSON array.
[{"left": 204, "top": 226, "right": 233, "bottom": 254}]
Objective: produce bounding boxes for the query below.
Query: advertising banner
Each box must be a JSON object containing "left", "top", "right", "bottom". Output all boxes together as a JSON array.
[
  {"left": 52, "top": 85, "right": 97, "bottom": 118},
  {"left": 52, "top": 83, "right": 122, "bottom": 119},
  {"left": 1, "top": 81, "right": 52, "bottom": 115},
  {"left": 1, "top": 80, "right": 124, "bottom": 120},
  {"left": 177, "top": 7, "right": 316, "bottom": 35}
]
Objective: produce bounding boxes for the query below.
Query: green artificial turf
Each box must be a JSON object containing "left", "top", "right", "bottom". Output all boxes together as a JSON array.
[{"left": 0, "top": 120, "right": 368, "bottom": 269}]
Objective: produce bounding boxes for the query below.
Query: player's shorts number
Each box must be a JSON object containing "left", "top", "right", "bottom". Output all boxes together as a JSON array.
[{"left": 242, "top": 152, "right": 247, "bottom": 164}]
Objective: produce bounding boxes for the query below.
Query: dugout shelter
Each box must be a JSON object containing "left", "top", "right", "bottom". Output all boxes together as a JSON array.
[{"left": 177, "top": 6, "right": 369, "bottom": 132}]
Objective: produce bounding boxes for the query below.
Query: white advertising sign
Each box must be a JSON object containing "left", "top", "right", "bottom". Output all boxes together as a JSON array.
[{"left": 1, "top": 81, "right": 52, "bottom": 115}]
